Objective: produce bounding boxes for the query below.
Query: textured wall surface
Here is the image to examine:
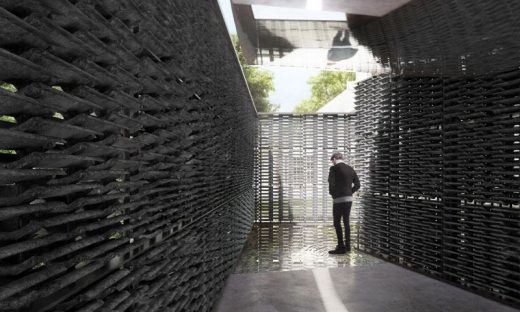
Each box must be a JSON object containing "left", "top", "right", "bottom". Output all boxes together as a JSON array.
[
  {"left": 0, "top": 1, "right": 256, "bottom": 311},
  {"left": 355, "top": 73, "right": 520, "bottom": 307},
  {"left": 352, "top": 0, "right": 520, "bottom": 308},
  {"left": 350, "top": 0, "right": 520, "bottom": 78},
  {"left": 256, "top": 113, "right": 356, "bottom": 223}
]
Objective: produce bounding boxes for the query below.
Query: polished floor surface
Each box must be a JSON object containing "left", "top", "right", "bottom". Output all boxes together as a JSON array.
[{"left": 215, "top": 224, "right": 519, "bottom": 312}]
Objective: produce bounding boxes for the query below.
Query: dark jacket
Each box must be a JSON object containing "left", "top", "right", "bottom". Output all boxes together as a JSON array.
[{"left": 328, "top": 162, "right": 360, "bottom": 198}]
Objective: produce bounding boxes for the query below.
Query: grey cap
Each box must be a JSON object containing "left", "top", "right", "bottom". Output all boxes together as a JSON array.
[{"left": 330, "top": 152, "right": 343, "bottom": 160}]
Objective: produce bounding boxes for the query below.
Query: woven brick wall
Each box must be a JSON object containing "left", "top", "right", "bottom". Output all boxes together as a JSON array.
[
  {"left": 0, "top": 1, "right": 255, "bottom": 311},
  {"left": 351, "top": 1, "right": 520, "bottom": 307},
  {"left": 355, "top": 73, "right": 520, "bottom": 307},
  {"left": 350, "top": 0, "right": 520, "bottom": 78}
]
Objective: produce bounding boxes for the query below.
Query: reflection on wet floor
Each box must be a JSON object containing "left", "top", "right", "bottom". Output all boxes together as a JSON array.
[{"left": 234, "top": 223, "right": 382, "bottom": 273}]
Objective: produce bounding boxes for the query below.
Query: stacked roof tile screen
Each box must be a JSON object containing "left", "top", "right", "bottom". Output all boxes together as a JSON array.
[
  {"left": 355, "top": 74, "right": 520, "bottom": 306},
  {"left": 356, "top": 9, "right": 520, "bottom": 305},
  {"left": 255, "top": 113, "right": 357, "bottom": 224},
  {"left": 349, "top": 0, "right": 520, "bottom": 78},
  {"left": 350, "top": 1, "right": 520, "bottom": 307},
  {"left": 0, "top": 1, "right": 256, "bottom": 311}
]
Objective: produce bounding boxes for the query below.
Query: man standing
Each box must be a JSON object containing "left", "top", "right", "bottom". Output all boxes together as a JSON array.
[{"left": 328, "top": 152, "right": 360, "bottom": 254}]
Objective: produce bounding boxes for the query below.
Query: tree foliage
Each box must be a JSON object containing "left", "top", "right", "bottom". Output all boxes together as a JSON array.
[
  {"left": 231, "top": 35, "right": 278, "bottom": 112},
  {"left": 293, "top": 71, "right": 356, "bottom": 113},
  {"left": 0, "top": 82, "right": 17, "bottom": 93}
]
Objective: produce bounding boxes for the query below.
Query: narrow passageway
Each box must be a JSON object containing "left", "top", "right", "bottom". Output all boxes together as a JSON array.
[
  {"left": 215, "top": 224, "right": 518, "bottom": 312},
  {"left": 2, "top": 0, "right": 520, "bottom": 311}
]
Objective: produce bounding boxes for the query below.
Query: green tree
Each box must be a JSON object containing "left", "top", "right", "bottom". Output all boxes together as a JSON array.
[
  {"left": 0, "top": 82, "right": 17, "bottom": 93},
  {"left": 231, "top": 35, "right": 278, "bottom": 112},
  {"left": 293, "top": 71, "right": 356, "bottom": 113}
]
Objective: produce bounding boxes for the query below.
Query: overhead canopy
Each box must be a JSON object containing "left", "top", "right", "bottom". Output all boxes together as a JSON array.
[
  {"left": 231, "top": 0, "right": 411, "bottom": 17},
  {"left": 256, "top": 20, "right": 348, "bottom": 49},
  {"left": 231, "top": 1, "right": 393, "bottom": 72}
]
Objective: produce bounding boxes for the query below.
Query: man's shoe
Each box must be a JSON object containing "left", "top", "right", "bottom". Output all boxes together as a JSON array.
[{"left": 328, "top": 245, "right": 347, "bottom": 254}]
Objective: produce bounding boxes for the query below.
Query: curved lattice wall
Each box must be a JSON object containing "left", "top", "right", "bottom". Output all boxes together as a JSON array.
[
  {"left": 0, "top": 1, "right": 255, "bottom": 311},
  {"left": 353, "top": 0, "right": 520, "bottom": 308}
]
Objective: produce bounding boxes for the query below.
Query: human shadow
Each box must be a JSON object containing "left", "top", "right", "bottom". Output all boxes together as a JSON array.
[{"left": 327, "top": 30, "right": 358, "bottom": 62}]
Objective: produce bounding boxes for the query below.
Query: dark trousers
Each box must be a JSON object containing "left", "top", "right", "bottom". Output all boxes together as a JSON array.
[{"left": 333, "top": 201, "right": 352, "bottom": 247}]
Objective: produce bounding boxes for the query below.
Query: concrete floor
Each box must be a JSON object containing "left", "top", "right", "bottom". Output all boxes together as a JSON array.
[
  {"left": 216, "top": 262, "right": 519, "bottom": 312},
  {"left": 215, "top": 224, "right": 519, "bottom": 312}
]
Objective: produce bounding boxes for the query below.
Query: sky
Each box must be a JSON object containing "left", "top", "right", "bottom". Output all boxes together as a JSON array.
[
  {"left": 217, "top": 0, "right": 236, "bottom": 33},
  {"left": 216, "top": 0, "right": 344, "bottom": 112},
  {"left": 253, "top": 5, "right": 346, "bottom": 20},
  {"left": 266, "top": 66, "right": 320, "bottom": 112}
]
